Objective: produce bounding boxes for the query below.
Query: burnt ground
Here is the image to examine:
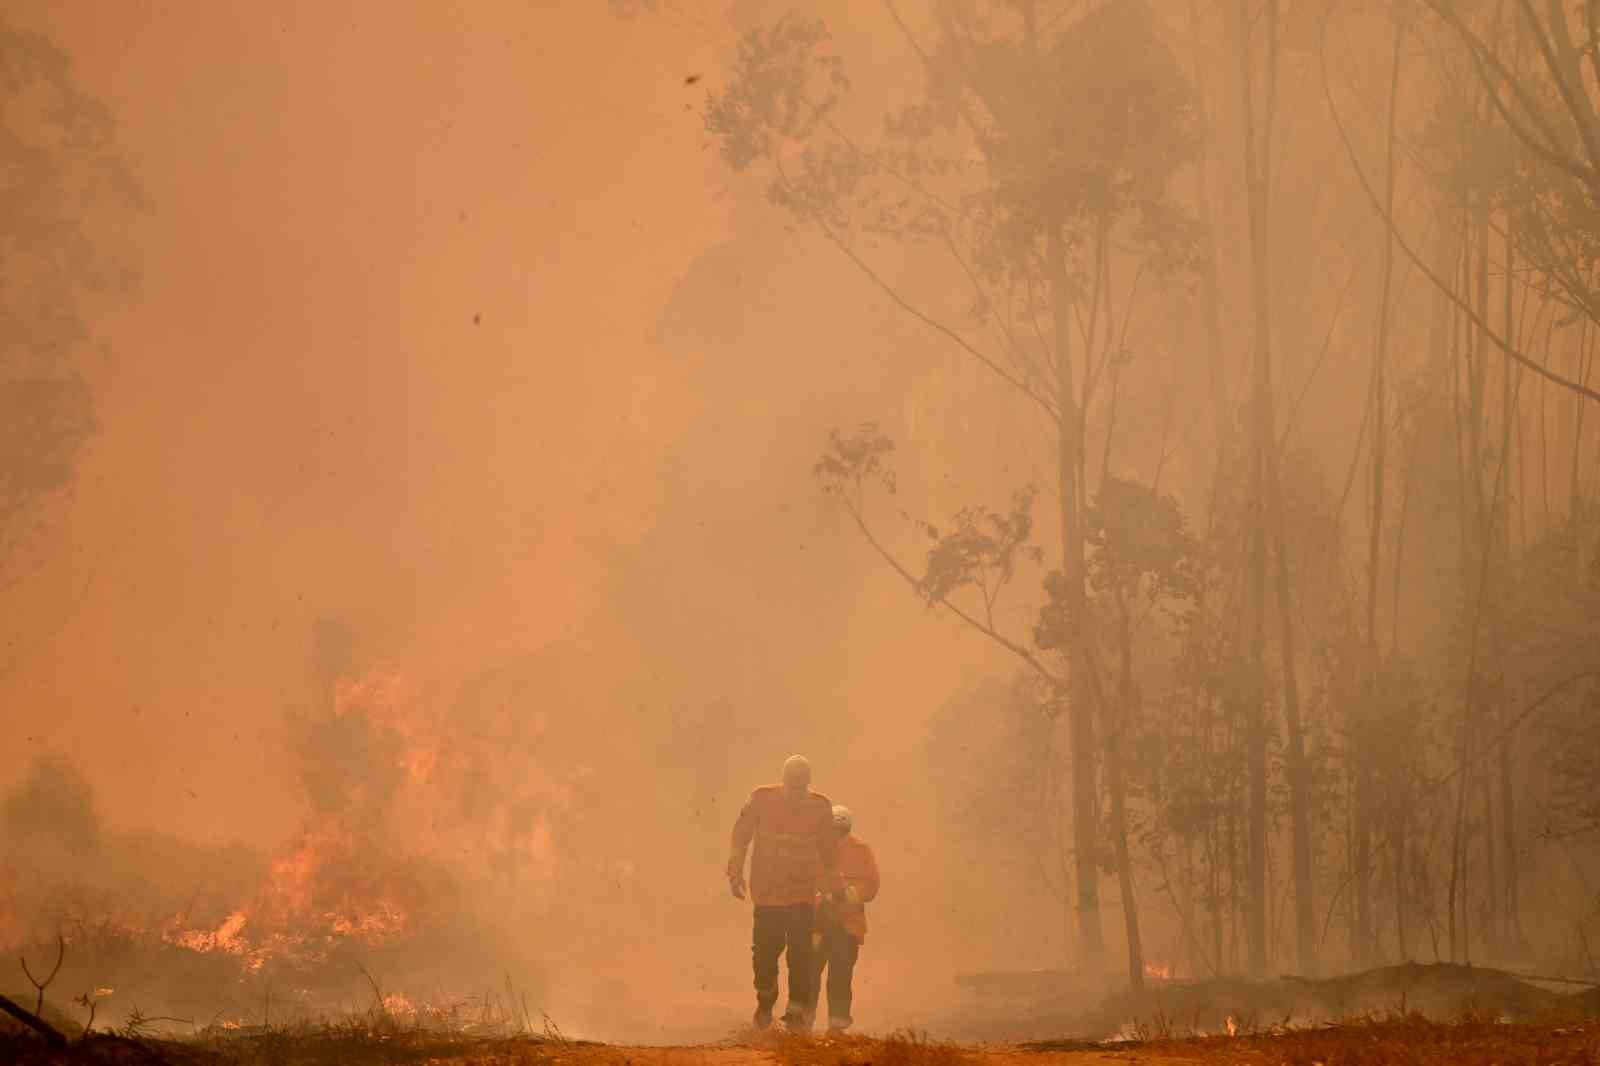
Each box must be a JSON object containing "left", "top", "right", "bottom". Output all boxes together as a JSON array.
[
  {"left": 939, "top": 963, "right": 1600, "bottom": 1042},
  {"left": 7, "top": 965, "right": 1600, "bottom": 1065},
  {"left": 5, "top": 1017, "right": 1600, "bottom": 1066}
]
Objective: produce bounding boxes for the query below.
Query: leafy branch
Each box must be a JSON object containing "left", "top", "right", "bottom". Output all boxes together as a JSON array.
[{"left": 816, "top": 425, "right": 1063, "bottom": 688}]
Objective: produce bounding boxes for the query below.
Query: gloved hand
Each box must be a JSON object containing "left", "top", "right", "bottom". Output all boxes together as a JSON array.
[
  {"left": 843, "top": 885, "right": 860, "bottom": 905},
  {"left": 729, "top": 874, "right": 747, "bottom": 900}
]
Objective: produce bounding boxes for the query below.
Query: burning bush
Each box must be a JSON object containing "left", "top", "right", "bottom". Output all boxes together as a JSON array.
[{"left": 0, "top": 661, "right": 575, "bottom": 1030}]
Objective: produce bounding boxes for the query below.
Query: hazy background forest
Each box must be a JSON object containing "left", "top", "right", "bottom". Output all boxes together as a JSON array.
[{"left": 2, "top": 0, "right": 1599, "bottom": 1047}]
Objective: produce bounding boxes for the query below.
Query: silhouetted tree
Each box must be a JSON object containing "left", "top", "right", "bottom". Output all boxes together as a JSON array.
[{"left": 0, "top": 22, "right": 135, "bottom": 567}]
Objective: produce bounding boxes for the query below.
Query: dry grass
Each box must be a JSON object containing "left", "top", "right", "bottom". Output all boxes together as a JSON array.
[
  {"left": 1102, "top": 1013, "right": 1600, "bottom": 1066},
  {"left": 748, "top": 1027, "right": 970, "bottom": 1066},
  {"left": 2, "top": 1024, "right": 972, "bottom": 1066},
  {"left": 1, "top": 1009, "right": 587, "bottom": 1066},
  {"left": 7, "top": 1016, "right": 1600, "bottom": 1066}
]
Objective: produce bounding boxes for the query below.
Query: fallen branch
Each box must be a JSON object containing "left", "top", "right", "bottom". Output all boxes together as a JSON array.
[
  {"left": 1507, "top": 970, "right": 1600, "bottom": 987},
  {"left": 0, "top": 991, "right": 68, "bottom": 1047}
]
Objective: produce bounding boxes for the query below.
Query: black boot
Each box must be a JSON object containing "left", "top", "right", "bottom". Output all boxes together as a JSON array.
[{"left": 781, "top": 1003, "right": 813, "bottom": 1032}]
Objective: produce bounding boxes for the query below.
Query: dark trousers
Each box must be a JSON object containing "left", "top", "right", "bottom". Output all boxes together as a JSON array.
[
  {"left": 811, "top": 923, "right": 861, "bottom": 1029},
  {"left": 752, "top": 903, "right": 815, "bottom": 1024}
]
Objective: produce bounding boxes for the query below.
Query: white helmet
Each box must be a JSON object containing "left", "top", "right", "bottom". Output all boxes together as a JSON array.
[{"left": 832, "top": 805, "right": 852, "bottom": 833}]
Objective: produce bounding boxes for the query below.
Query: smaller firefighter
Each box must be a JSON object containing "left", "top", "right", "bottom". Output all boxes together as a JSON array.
[{"left": 808, "top": 804, "right": 879, "bottom": 1032}]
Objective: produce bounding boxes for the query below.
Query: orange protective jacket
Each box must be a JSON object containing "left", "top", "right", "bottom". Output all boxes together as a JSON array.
[
  {"left": 820, "top": 833, "right": 880, "bottom": 943},
  {"left": 728, "top": 785, "right": 840, "bottom": 907}
]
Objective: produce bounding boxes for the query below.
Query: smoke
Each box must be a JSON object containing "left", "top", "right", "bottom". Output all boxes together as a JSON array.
[{"left": 3, "top": 755, "right": 101, "bottom": 857}]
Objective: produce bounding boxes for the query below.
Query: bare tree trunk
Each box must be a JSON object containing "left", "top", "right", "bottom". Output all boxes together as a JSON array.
[
  {"left": 1190, "top": 0, "right": 1229, "bottom": 452},
  {"left": 1112, "top": 598, "right": 1145, "bottom": 990},
  {"left": 1356, "top": 9, "right": 1404, "bottom": 969},
  {"left": 1021, "top": 0, "right": 1104, "bottom": 971},
  {"left": 1050, "top": 219, "right": 1104, "bottom": 968},
  {"left": 1184, "top": 4, "right": 1241, "bottom": 973},
  {"left": 1267, "top": 478, "right": 1314, "bottom": 974},
  {"left": 1235, "top": 0, "right": 1280, "bottom": 978},
  {"left": 1574, "top": 322, "right": 1594, "bottom": 579},
  {"left": 1481, "top": 748, "right": 1499, "bottom": 957},
  {"left": 1394, "top": 815, "right": 1409, "bottom": 960},
  {"left": 1453, "top": 194, "right": 1493, "bottom": 964},
  {"left": 1493, "top": 220, "right": 1520, "bottom": 957},
  {"left": 1471, "top": 198, "right": 1490, "bottom": 540},
  {"left": 1211, "top": 798, "right": 1225, "bottom": 974},
  {"left": 1390, "top": 426, "right": 1420, "bottom": 961},
  {"left": 1449, "top": 204, "right": 1487, "bottom": 966}
]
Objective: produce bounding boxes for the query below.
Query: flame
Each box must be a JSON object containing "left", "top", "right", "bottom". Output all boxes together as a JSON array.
[
  {"left": 16, "top": 665, "right": 570, "bottom": 992},
  {"left": 333, "top": 672, "right": 441, "bottom": 784},
  {"left": 154, "top": 816, "right": 417, "bottom": 972},
  {"left": 1226, "top": 1014, "right": 1239, "bottom": 1037},
  {"left": 1143, "top": 960, "right": 1174, "bottom": 980},
  {"left": 382, "top": 992, "right": 416, "bottom": 1016},
  {"left": 159, "top": 819, "right": 422, "bottom": 969},
  {"left": 163, "top": 910, "right": 250, "bottom": 955},
  {"left": 260, "top": 828, "right": 342, "bottom": 920},
  {"left": 328, "top": 899, "right": 408, "bottom": 944}
]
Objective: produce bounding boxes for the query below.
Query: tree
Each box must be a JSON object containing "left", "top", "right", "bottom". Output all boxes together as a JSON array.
[
  {"left": 1229, "top": 0, "right": 1320, "bottom": 978},
  {"left": 0, "top": 22, "right": 135, "bottom": 568},
  {"left": 673, "top": 0, "right": 1600, "bottom": 982},
  {"left": 712, "top": 1, "right": 1198, "bottom": 982},
  {"left": 1334, "top": 0, "right": 1600, "bottom": 408},
  {"left": 1083, "top": 477, "right": 1198, "bottom": 988}
]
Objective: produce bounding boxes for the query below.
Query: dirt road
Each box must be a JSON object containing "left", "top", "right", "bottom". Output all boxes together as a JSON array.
[
  {"left": 9, "top": 1017, "right": 1597, "bottom": 1065},
  {"left": 479, "top": 1046, "right": 1181, "bottom": 1066},
  {"left": 506, "top": 1018, "right": 1600, "bottom": 1066}
]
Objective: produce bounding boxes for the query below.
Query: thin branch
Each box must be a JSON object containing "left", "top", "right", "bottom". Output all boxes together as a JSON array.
[
  {"left": 1515, "top": 0, "right": 1600, "bottom": 171},
  {"left": 1416, "top": 0, "right": 1600, "bottom": 187},
  {"left": 1025, "top": 270, "right": 1065, "bottom": 396},
  {"left": 840, "top": 498, "right": 1066, "bottom": 689},
  {"left": 354, "top": 960, "right": 385, "bottom": 1013},
  {"left": 1322, "top": 28, "right": 1600, "bottom": 404},
  {"left": 1279, "top": 258, "right": 1362, "bottom": 451},
  {"left": 1426, "top": 671, "right": 1600, "bottom": 799},
  {"left": 819, "top": 113, "right": 965, "bottom": 221},
  {"left": 1465, "top": 24, "right": 1599, "bottom": 188},
  {"left": 781, "top": 165, "right": 1062, "bottom": 421},
  {"left": 943, "top": 229, "right": 1047, "bottom": 388},
  {"left": 1384, "top": 113, "right": 1600, "bottom": 321},
  {"left": 20, "top": 935, "right": 65, "bottom": 1018}
]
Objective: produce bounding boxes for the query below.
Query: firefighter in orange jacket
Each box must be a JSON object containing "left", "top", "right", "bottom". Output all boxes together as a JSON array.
[
  {"left": 807, "top": 805, "right": 880, "bottom": 1032},
  {"left": 727, "top": 755, "right": 841, "bottom": 1030}
]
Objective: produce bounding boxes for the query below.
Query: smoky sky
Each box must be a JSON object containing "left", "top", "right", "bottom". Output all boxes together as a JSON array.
[
  {"left": 0, "top": 0, "right": 1039, "bottom": 1030},
  {"left": 15, "top": 0, "right": 1585, "bottom": 1042}
]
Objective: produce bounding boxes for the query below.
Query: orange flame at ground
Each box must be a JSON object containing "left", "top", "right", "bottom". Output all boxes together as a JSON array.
[
  {"left": 30, "top": 664, "right": 564, "bottom": 994},
  {"left": 382, "top": 992, "right": 417, "bottom": 1016},
  {"left": 156, "top": 669, "right": 438, "bottom": 971},
  {"left": 162, "top": 910, "right": 250, "bottom": 955}
]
